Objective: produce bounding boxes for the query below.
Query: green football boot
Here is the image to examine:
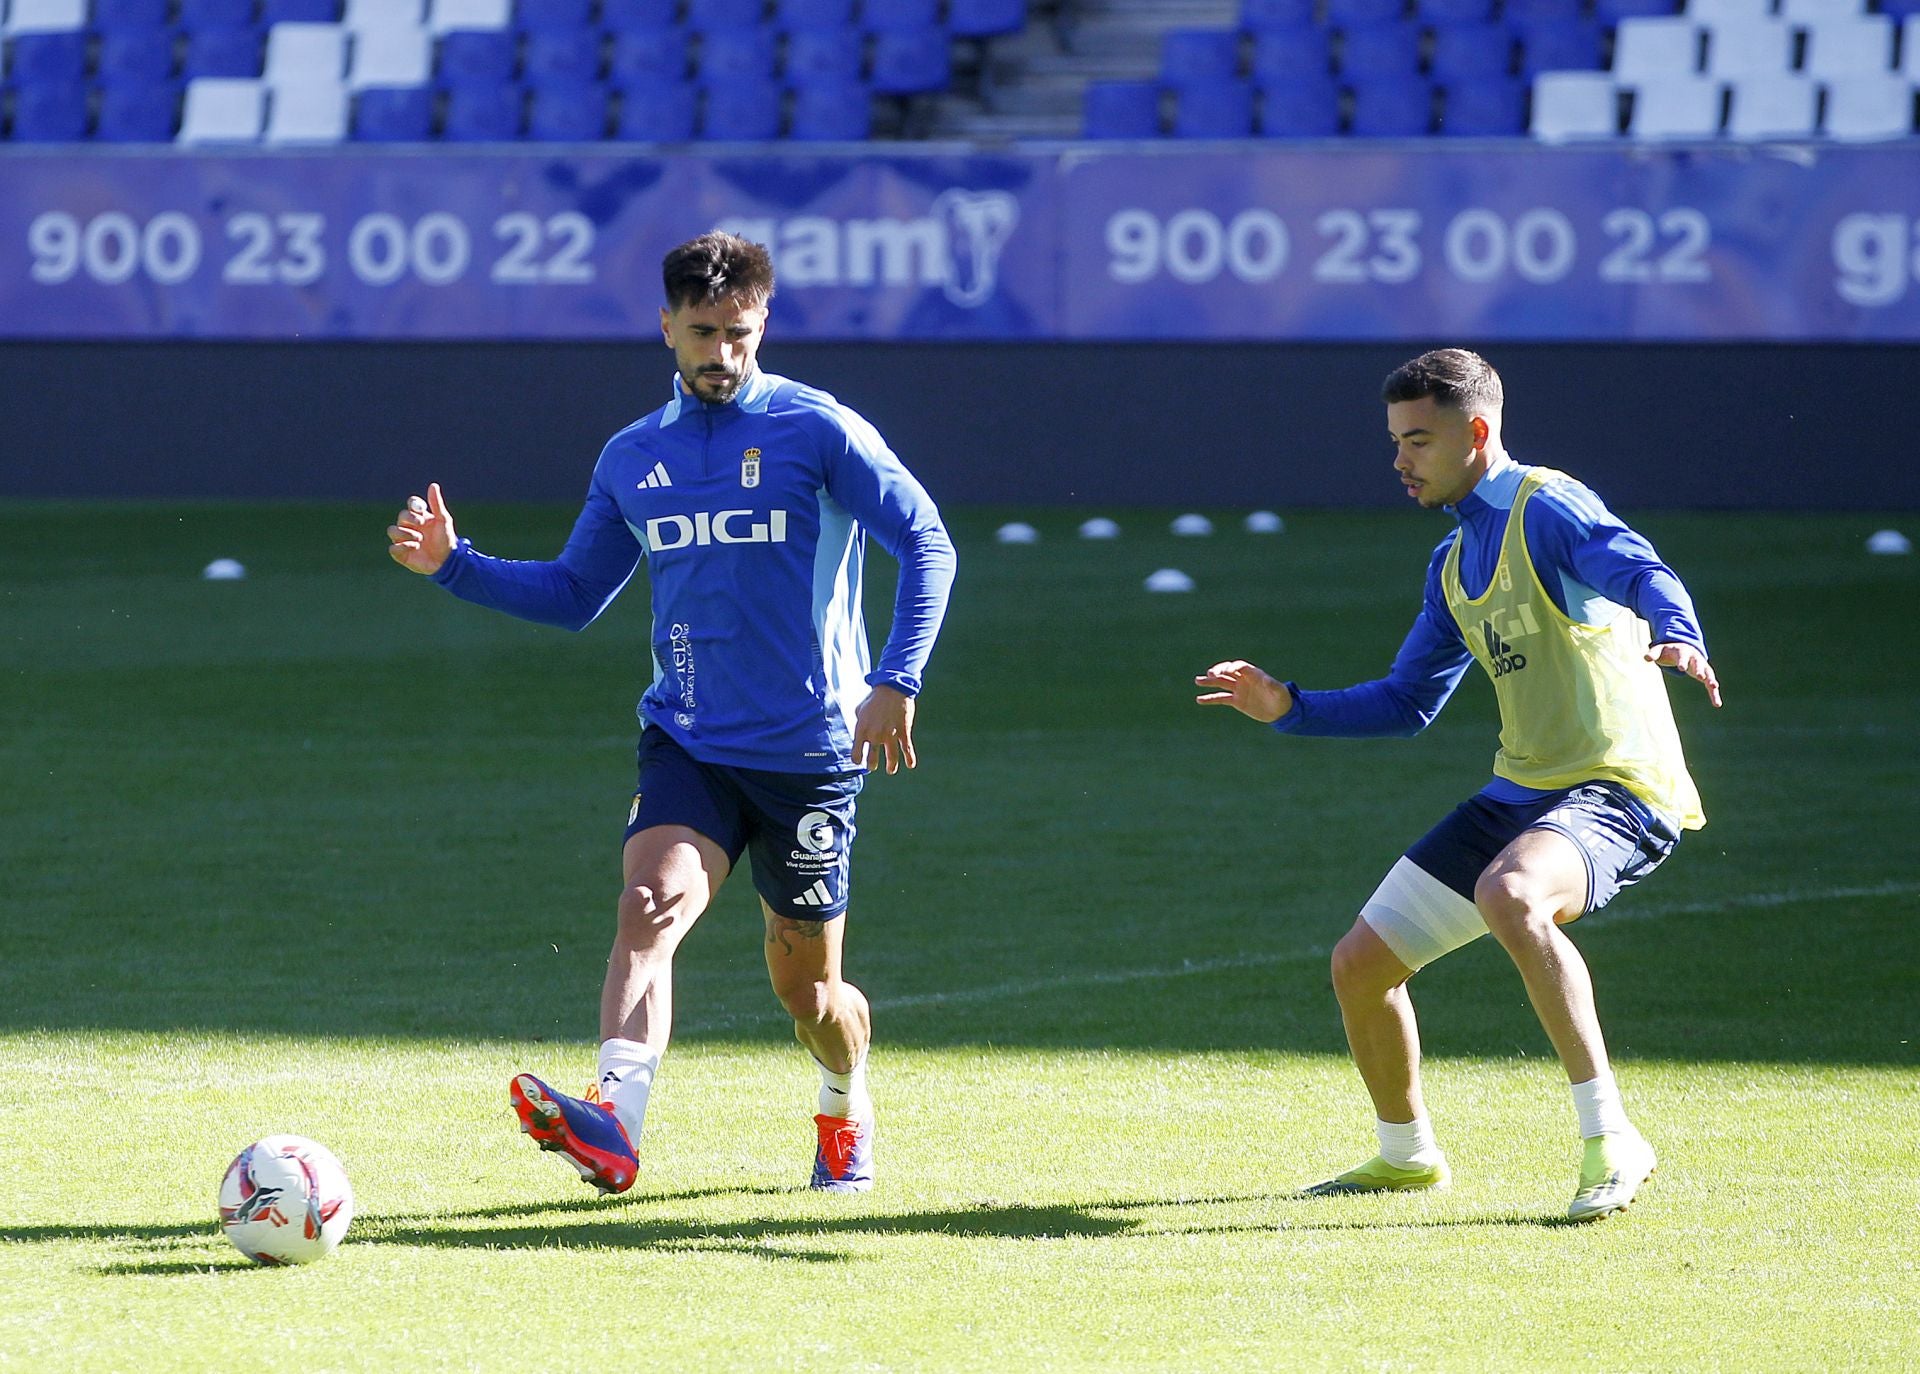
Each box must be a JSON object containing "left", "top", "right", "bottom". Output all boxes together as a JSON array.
[
  {"left": 1303, "top": 1153, "right": 1450, "bottom": 1197},
  {"left": 1567, "top": 1130, "right": 1657, "bottom": 1222}
]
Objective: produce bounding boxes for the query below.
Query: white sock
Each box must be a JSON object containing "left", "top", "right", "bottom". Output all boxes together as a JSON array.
[
  {"left": 596, "top": 1038, "right": 660, "bottom": 1146},
  {"left": 816, "top": 1054, "right": 872, "bottom": 1121},
  {"left": 1571, "top": 1072, "right": 1630, "bottom": 1139},
  {"left": 1376, "top": 1116, "right": 1442, "bottom": 1168}
]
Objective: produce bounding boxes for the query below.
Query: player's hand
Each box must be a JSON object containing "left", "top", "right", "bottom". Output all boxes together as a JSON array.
[
  {"left": 1195, "top": 660, "right": 1294, "bottom": 723},
  {"left": 1648, "top": 642, "right": 1723, "bottom": 707},
  {"left": 387, "top": 482, "right": 456, "bottom": 576},
  {"left": 852, "top": 685, "right": 916, "bottom": 776}
]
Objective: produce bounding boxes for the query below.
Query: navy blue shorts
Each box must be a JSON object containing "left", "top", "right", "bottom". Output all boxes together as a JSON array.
[
  {"left": 624, "top": 726, "right": 863, "bottom": 921},
  {"left": 1404, "top": 781, "right": 1680, "bottom": 916}
]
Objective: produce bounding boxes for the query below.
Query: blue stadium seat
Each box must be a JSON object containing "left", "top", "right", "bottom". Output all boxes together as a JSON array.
[
  {"left": 789, "top": 78, "right": 871, "bottom": 137},
  {"left": 1258, "top": 72, "right": 1341, "bottom": 134},
  {"left": 1427, "top": 22, "right": 1513, "bottom": 81},
  {"left": 698, "top": 28, "right": 777, "bottom": 80},
  {"left": 527, "top": 79, "right": 607, "bottom": 136},
  {"left": 610, "top": 27, "right": 690, "bottom": 79},
  {"left": 1250, "top": 26, "right": 1331, "bottom": 81},
  {"left": 601, "top": 0, "right": 679, "bottom": 30},
  {"left": 439, "top": 29, "right": 518, "bottom": 82},
  {"left": 1437, "top": 76, "right": 1524, "bottom": 134},
  {"left": 1590, "top": 0, "right": 1674, "bottom": 20},
  {"left": 523, "top": 27, "right": 601, "bottom": 81},
  {"left": 93, "top": 0, "right": 172, "bottom": 29},
  {"left": 1502, "top": 0, "right": 1582, "bottom": 22},
  {"left": 862, "top": 0, "right": 939, "bottom": 32},
  {"left": 615, "top": 78, "right": 696, "bottom": 136},
  {"left": 96, "top": 79, "right": 180, "bottom": 139},
  {"left": 1346, "top": 78, "right": 1431, "bottom": 133},
  {"left": 98, "top": 30, "right": 176, "bottom": 81},
  {"left": 352, "top": 84, "right": 435, "bottom": 139},
  {"left": 1172, "top": 78, "right": 1254, "bottom": 135},
  {"left": 1082, "top": 78, "right": 1161, "bottom": 137},
  {"left": 8, "top": 31, "right": 89, "bottom": 83},
  {"left": 686, "top": 0, "right": 768, "bottom": 31},
  {"left": 1514, "top": 17, "right": 1602, "bottom": 74},
  {"left": 1418, "top": 0, "right": 1494, "bottom": 23},
  {"left": 785, "top": 26, "right": 864, "bottom": 83},
  {"left": 946, "top": 0, "right": 1028, "bottom": 39},
  {"left": 701, "top": 79, "right": 782, "bottom": 136},
  {"left": 442, "top": 82, "right": 522, "bottom": 137},
  {"left": 260, "top": 0, "right": 340, "bottom": 21},
  {"left": 182, "top": 27, "right": 263, "bottom": 78},
  {"left": 1240, "top": 0, "right": 1316, "bottom": 32},
  {"left": 178, "top": 0, "right": 259, "bottom": 28},
  {"left": 1877, "top": 0, "right": 1920, "bottom": 16},
  {"left": 9, "top": 79, "right": 90, "bottom": 140},
  {"left": 1160, "top": 28, "right": 1241, "bottom": 86},
  {"left": 1325, "top": 0, "right": 1404, "bottom": 27},
  {"left": 867, "top": 25, "right": 948, "bottom": 91},
  {"left": 777, "top": 0, "right": 855, "bottom": 24},
  {"left": 516, "top": 0, "right": 594, "bottom": 29},
  {"left": 1339, "top": 22, "right": 1422, "bottom": 78}
]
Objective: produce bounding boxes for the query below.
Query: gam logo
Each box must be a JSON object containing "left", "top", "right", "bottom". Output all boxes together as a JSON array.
[
  {"left": 646, "top": 510, "right": 790, "bottom": 550},
  {"left": 717, "top": 190, "right": 1019, "bottom": 308}
]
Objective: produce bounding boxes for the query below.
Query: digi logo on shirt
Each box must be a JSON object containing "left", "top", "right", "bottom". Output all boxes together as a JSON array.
[{"left": 645, "top": 510, "right": 790, "bottom": 550}]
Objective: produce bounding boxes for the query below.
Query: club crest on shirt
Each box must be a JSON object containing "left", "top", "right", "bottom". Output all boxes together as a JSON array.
[{"left": 741, "top": 448, "right": 761, "bottom": 489}]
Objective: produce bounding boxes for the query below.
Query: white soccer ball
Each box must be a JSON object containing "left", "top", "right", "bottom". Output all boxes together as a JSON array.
[{"left": 218, "top": 1135, "right": 354, "bottom": 1266}]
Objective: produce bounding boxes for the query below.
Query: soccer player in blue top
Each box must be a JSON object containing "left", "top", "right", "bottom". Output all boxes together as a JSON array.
[
  {"left": 1196, "top": 349, "right": 1720, "bottom": 1221},
  {"left": 386, "top": 231, "right": 956, "bottom": 1195}
]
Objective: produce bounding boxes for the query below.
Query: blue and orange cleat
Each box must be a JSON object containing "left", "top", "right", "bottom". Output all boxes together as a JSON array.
[
  {"left": 509, "top": 1072, "right": 637, "bottom": 1196},
  {"left": 809, "top": 1113, "right": 875, "bottom": 1193}
]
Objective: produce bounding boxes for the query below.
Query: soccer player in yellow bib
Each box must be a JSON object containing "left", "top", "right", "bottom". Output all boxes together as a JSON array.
[{"left": 1196, "top": 349, "right": 1721, "bottom": 1221}]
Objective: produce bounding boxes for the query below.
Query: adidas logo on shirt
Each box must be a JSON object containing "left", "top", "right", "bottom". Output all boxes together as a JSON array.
[
  {"left": 1482, "top": 620, "right": 1529, "bottom": 678},
  {"left": 637, "top": 463, "right": 672, "bottom": 490},
  {"left": 791, "top": 879, "right": 835, "bottom": 909}
]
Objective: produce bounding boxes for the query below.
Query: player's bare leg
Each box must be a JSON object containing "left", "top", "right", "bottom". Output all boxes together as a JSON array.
[{"left": 763, "top": 903, "right": 875, "bottom": 1191}]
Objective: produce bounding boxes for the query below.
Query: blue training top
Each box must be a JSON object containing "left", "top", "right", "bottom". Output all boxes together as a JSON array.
[
  {"left": 432, "top": 368, "right": 956, "bottom": 774},
  {"left": 1273, "top": 452, "right": 1706, "bottom": 805}
]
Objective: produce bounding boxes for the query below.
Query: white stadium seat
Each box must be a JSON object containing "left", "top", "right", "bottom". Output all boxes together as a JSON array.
[
  {"left": 343, "top": 0, "right": 425, "bottom": 32},
  {"left": 1612, "top": 18, "right": 1706, "bottom": 80},
  {"left": 1724, "top": 74, "right": 1818, "bottom": 135},
  {"left": 3, "top": 0, "right": 85, "bottom": 33},
  {"left": 1704, "top": 20, "right": 1793, "bottom": 78},
  {"left": 265, "top": 81, "right": 349, "bottom": 143},
  {"left": 1903, "top": 17, "right": 1920, "bottom": 79},
  {"left": 426, "top": 0, "right": 511, "bottom": 32},
  {"left": 179, "top": 78, "right": 267, "bottom": 144},
  {"left": 1684, "top": 0, "right": 1772, "bottom": 25},
  {"left": 1777, "top": 0, "right": 1864, "bottom": 21},
  {"left": 1627, "top": 75, "right": 1725, "bottom": 136},
  {"left": 1800, "top": 16, "right": 1892, "bottom": 78},
  {"left": 348, "top": 25, "right": 433, "bottom": 87},
  {"left": 265, "top": 23, "right": 349, "bottom": 84},
  {"left": 1531, "top": 71, "right": 1620, "bottom": 139},
  {"left": 1821, "top": 74, "right": 1915, "bottom": 138}
]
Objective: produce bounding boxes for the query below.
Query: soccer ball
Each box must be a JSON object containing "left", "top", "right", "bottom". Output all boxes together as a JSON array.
[{"left": 217, "top": 1135, "right": 355, "bottom": 1265}]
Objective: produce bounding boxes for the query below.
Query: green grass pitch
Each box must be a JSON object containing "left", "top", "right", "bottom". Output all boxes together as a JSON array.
[{"left": 2, "top": 501, "right": 1916, "bottom": 1372}]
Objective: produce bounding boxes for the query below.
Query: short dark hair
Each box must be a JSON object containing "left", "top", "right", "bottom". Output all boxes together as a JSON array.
[
  {"left": 1381, "top": 348, "right": 1503, "bottom": 415},
  {"left": 662, "top": 231, "right": 776, "bottom": 311}
]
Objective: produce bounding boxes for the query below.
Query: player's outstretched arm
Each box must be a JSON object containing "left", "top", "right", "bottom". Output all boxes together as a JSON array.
[
  {"left": 1647, "top": 642, "right": 1723, "bottom": 708},
  {"left": 386, "top": 482, "right": 457, "bottom": 576},
  {"left": 1195, "top": 660, "right": 1295, "bottom": 723},
  {"left": 852, "top": 685, "right": 917, "bottom": 776}
]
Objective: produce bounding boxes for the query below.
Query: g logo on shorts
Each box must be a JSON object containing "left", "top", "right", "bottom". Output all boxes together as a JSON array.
[{"left": 796, "top": 811, "right": 838, "bottom": 855}]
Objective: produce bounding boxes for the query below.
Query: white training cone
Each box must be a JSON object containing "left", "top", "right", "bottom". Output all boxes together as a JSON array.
[
  {"left": 202, "top": 558, "right": 247, "bottom": 580},
  {"left": 1144, "top": 568, "right": 1195, "bottom": 593},
  {"left": 1078, "top": 517, "right": 1121, "bottom": 540},
  {"left": 1866, "top": 529, "right": 1911, "bottom": 555},
  {"left": 995, "top": 522, "right": 1039, "bottom": 545},
  {"left": 1244, "top": 510, "right": 1285, "bottom": 534},
  {"left": 1171, "top": 514, "right": 1213, "bottom": 537}
]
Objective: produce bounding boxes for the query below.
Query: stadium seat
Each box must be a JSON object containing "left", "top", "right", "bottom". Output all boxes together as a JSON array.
[
  {"left": 264, "top": 22, "right": 348, "bottom": 82},
  {"left": 98, "top": 30, "right": 176, "bottom": 81},
  {"left": 344, "top": 0, "right": 423, "bottom": 30},
  {"left": 1171, "top": 77, "right": 1254, "bottom": 135},
  {"left": 178, "top": 75, "right": 266, "bottom": 139},
  {"left": 1703, "top": 20, "right": 1792, "bottom": 78},
  {"left": 6, "top": 30, "right": 87, "bottom": 82},
  {"left": 183, "top": 28, "right": 263, "bottom": 78},
  {"left": 442, "top": 81, "right": 522, "bottom": 136},
  {"left": 788, "top": 78, "right": 871, "bottom": 137},
  {"left": 438, "top": 28, "right": 517, "bottom": 82},
  {"left": 1339, "top": 22, "right": 1422, "bottom": 78},
  {"left": 1082, "top": 78, "right": 1161, "bottom": 136},
  {"left": 1160, "top": 28, "right": 1241, "bottom": 86},
  {"left": 615, "top": 78, "right": 696, "bottom": 136},
  {"left": 96, "top": 79, "right": 181, "bottom": 138},
  {"left": 351, "top": 83, "right": 434, "bottom": 138},
  {"left": 1901, "top": 16, "right": 1920, "bottom": 76},
  {"left": 1257, "top": 71, "right": 1341, "bottom": 133},
  {"left": 261, "top": 0, "right": 341, "bottom": 21},
  {"left": 698, "top": 28, "right": 777, "bottom": 81},
  {"left": 93, "top": 0, "right": 172, "bottom": 30},
  {"left": 1626, "top": 73, "right": 1723, "bottom": 135},
  {"left": 1438, "top": 76, "right": 1527, "bottom": 133},
  {"left": 8, "top": 78, "right": 88, "bottom": 139},
  {"left": 1325, "top": 0, "right": 1405, "bottom": 27},
  {"left": 868, "top": 25, "right": 948, "bottom": 91},
  {"left": 1777, "top": 0, "right": 1863, "bottom": 16},
  {"left": 1612, "top": 17, "right": 1703, "bottom": 79},
  {"left": 351, "top": 25, "right": 433, "bottom": 85},
  {"left": 1591, "top": 0, "right": 1676, "bottom": 20},
  {"left": 523, "top": 27, "right": 601, "bottom": 82},
  {"left": 1428, "top": 23, "right": 1514, "bottom": 81},
  {"left": 601, "top": 0, "right": 678, "bottom": 31},
  {"left": 785, "top": 26, "right": 865, "bottom": 83},
  {"left": 1503, "top": 0, "right": 1583, "bottom": 22},
  {"left": 609, "top": 27, "right": 690, "bottom": 79},
  {"left": 264, "top": 79, "right": 348, "bottom": 140},
  {"left": 1723, "top": 74, "right": 1816, "bottom": 135},
  {"left": 1241, "top": 0, "right": 1316, "bottom": 28},
  {"left": 701, "top": 79, "right": 782, "bottom": 136},
  {"left": 527, "top": 79, "right": 607, "bottom": 136},
  {"left": 861, "top": 0, "right": 939, "bottom": 31},
  {"left": 686, "top": 0, "right": 768, "bottom": 31},
  {"left": 1514, "top": 17, "right": 1603, "bottom": 75},
  {"left": 1684, "top": 0, "right": 1771, "bottom": 23},
  {"left": 946, "top": 0, "right": 1028, "bottom": 39},
  {"left": 1347, "top": 78, "right": 1433, "bottom": 133},
  {"left": 428, "top": 0, "right": 511, "bottom": 32},
  {"left": 516, "top": 0, "right": 593, "bottom": 29},
  {"left": 777, "top": 0, "right": 855, "bottom": 25},
  {"left": 1250, "top": 25, "right": 1331, "bottom": 80},
  {"left": 1821, "top": 73, "right": 1915, "bottom": 137},
  {"left": 1530, "top": 69, "right": 1619, "bottom": 136},
  {"left": 176, "top": 0, "right": 257, "bottom": 30},
  {"left": 1800, "top": 17, "right": 1893, "bottom": 78},
  {"left": 1419, "top": 0, "right": 1496, "bottom": 24}
]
